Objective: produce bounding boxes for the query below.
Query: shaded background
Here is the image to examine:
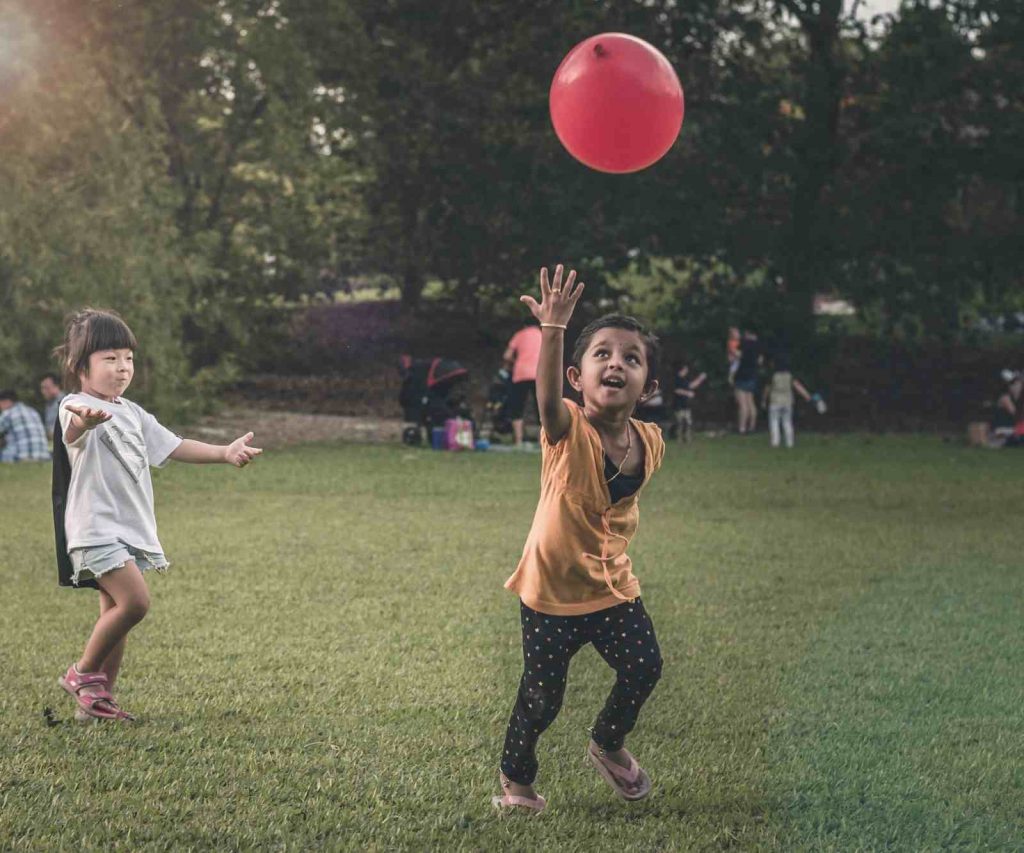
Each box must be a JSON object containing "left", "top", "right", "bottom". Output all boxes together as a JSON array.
[{"left": 1, "top": 0, "right": 1021, "bottom": 427}]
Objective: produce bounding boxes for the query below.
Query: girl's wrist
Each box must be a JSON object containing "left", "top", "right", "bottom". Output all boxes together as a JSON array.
[{"left": 541, "top": 322, "right": 567, "bottom": 330}]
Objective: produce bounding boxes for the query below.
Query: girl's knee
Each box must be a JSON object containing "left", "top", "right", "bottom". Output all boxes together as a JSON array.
[
  {"left": 121, "top": 589, "right": 150, "bottom": 623},
  {"left": 520, "top": 679, "right": 565, "bottom": 723},
  {"left": 636, "top": 653, "right": 663, "bottom": 688}
]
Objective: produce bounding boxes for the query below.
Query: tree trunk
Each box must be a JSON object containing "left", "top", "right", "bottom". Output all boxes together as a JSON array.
[
  {"left": 782, "top": 0, "right": 845, "bottom": 339},
  {"left": 401, "top": 263, "right": 423, "bottom": 311}
]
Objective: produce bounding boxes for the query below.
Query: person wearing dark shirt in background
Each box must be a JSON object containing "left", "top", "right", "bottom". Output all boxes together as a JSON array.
[
  {"left": 672, "top": 361, "right": 706, "bottom": 443},
  {"left": 733, "top": 330, "right": 761, "bottom": 434}
]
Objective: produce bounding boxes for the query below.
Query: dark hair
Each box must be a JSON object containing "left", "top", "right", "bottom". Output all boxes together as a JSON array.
[
  {"left": 572, "top": 314, "right": 660, "bottom": 386},
  {"left": 0, "top": 389, "right": 17, "bottom": 402},
  {"left": 53, "top": 308, "right": 138, "bottom": 391},
  {"left": 40, "top": 372, "right": 62, "bottom": 386},
  {"left": 773, "top": 352, "right": 791, "bottom": 372}
]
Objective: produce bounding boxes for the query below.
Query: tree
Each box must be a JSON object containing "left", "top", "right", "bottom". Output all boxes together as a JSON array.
[
  {"left": 291, "top": 0, "right": 737, "bottom": 311},
  {"left": 0, "top": 4, "right": 194, "bottom": 412},
  {"left": 833, "top": 0, "right": 1023, "bottom": 339}
]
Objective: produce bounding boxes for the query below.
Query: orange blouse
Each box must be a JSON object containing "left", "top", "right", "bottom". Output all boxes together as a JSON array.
[{"left": 504, "top": 400, "right": 665, "bottom": 615}]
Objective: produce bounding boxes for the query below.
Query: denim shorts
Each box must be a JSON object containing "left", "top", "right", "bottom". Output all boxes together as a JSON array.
[
  {"left": 69, "top": 540, "right": 170, "bottom": 587},
  {"left": 734, "top": 378, "right": 757, "bottom": 393}
]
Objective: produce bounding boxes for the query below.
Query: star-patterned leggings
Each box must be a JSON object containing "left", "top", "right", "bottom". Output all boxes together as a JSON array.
[{"left": 500, "top": 598, "right": 663, "bottom": 785}]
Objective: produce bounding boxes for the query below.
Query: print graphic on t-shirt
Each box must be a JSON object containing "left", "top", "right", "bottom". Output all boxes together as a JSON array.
[{"left": 99, "top": 422, "right": 148, "bottom": 483}]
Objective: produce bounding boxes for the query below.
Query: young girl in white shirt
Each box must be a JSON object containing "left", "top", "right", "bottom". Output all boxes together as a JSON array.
[{"left": 53, "top": 308, "right": 262, "bottom": 722}]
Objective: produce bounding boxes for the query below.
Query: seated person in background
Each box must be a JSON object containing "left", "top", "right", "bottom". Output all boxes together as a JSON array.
[
  {"left": 992, "top": 374, "right": 1021, "bottom": 439},
  {"left": 40, "top": 372, "right": 67, "bottom": 439},
  {"left": 0, "top": 389, "right": 51, "bottom": 462}
]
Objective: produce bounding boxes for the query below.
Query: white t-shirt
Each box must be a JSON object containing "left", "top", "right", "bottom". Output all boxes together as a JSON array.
[{"left": 59, "top": 393, "right": 182, "bottom": 552}]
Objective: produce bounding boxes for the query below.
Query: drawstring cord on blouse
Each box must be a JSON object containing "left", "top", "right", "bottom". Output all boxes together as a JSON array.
[{"left": 582, "top": 508, "right": 633, "bottom": 601}]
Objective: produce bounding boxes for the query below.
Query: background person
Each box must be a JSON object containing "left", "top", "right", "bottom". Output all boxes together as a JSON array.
[
  {"left": 40, "top": 372, "right": 67, "bottom": 438},
  {"left": 762, "top": 353, "right": 813, "bottom": 448},
  {"left": 992, "top": 373, "right": 1021, "bottom": 439},
  {"left": 503, "top": 317, "right": 543, "bottom": 448},
  {"left": 733, "top": 329, "right": 761, "bottom": 434},
  {"left": 672, "top": 360, "right": 707, "bottom": 443},
  {"left": 0, "top": 389, "right": 51, "bottom": 462},
  {"left": 726, "top": 327, "right": 741, "bottom": 385}
]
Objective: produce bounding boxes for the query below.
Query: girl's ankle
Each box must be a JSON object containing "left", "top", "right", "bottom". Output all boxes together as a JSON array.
[{"left": 500, "top": 774, "right": 536, "bottom": 797}]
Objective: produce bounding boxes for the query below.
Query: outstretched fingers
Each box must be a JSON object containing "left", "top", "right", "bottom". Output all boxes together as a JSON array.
[
  {"left": 230, "top": 432, "right": 263, "bottom": 467},
  {"left": 520, "top": 295, "right": 541, "bottom": 316},
  {"left": 526, "top": 263, "right": 584, "bottom": 324},
  {"left": 550, "top": 263, "right": 565, "bottom": 293},
  {"left": 66, "top": 404, "right": 112, "bottom": 425}
]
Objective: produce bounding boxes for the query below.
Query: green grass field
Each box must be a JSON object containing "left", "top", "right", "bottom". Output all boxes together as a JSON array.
[{"left": 2, "top": 436, "right": 1022, "bottom": 851}]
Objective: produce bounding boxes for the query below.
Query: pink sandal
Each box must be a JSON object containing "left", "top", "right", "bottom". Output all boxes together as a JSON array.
[
  {"left": 586, "top": 742, "right": 652, "bottom": 801},
  {"left": 58, "top": 665, "right": 134, "bottom": 722},
  {"left": 73, "top": 705, "right": 135, "bottom": 724},
  {"left": 491, "top": 773, "right": 547, "bottom": 815}
]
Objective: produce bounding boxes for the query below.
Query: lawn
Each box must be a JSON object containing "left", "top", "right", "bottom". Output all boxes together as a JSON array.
[{"left": 1, "top": 435, "right": 1021, "bottom": 851}]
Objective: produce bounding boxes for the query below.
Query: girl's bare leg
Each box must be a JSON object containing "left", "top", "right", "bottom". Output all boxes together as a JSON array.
[
  {"left": 75, "top": 563, "right": 149, "bottom": 706},
  {"left": 97, "top": 588, "right": 127, "bottom": 691},
  {"left": 734, "top": 389, "right": 747, "bottom": 432}
]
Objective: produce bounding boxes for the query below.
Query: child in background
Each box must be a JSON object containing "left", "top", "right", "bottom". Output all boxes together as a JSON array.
[
  {"left": 672, "top": 360, "right": 707, "bottom": 443},
  {"left": 53, "top": 308, "right": 262, "bottom": 722},
  {"left": 494, "top": 265, "right": 666, "bottom": 813},
  {"left": 726, "top": 327, "right": 741, "bottom": 385},
  {"left": 762, "top": 353, "right": 813, "bottom": 448}
]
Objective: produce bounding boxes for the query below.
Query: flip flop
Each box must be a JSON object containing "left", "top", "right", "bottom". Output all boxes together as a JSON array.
[
  {"left": 74, "top": 705, "right": 135, "bottom": 724},
  {"left": 586, "top": 742, "right": 652, "bottom": 801},
  {"left": 492, "top": 773, "right": 547, "bottom": 815}
]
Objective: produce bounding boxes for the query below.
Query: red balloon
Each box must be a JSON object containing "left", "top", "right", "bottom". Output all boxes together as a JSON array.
[{"left": 550, "top": 33, "right": 685, "bottom": 174}]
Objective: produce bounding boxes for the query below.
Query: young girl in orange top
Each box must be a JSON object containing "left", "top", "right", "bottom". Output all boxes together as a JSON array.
[{"left": 494, "top": 265, "right": 666, "bottom": 813}]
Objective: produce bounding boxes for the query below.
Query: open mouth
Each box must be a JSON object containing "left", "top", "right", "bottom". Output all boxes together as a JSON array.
[{"left": 601, "top": 376, "right": 626, "bottom": 389}]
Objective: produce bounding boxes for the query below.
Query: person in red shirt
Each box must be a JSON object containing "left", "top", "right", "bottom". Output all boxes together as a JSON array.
[{"left": 503, "top": 318, "right": 543, "bottom": 448}]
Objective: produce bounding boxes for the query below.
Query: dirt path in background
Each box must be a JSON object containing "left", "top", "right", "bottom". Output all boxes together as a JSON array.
[{"left": 183, "top": 409, "right": 405, "bottom": 449}]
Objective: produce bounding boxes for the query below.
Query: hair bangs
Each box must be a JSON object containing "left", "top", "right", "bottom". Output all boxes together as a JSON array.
[
  {"left": 54, "top": 308, "right": 138, "bottom": 391},
  {"left": 83, "top": 312, "right": 137, "bottom": 355}
]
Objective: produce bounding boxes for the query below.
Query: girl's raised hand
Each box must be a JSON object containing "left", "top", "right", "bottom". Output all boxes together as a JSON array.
[
  {"left": 520, "top": 264, "right": 585, "bottom": 327},
  {"left": 225, "top": 432, "right": 263, "bottom": 468},
  {"left": 65, "top": 403, "right": 112, "bottom": 430}
]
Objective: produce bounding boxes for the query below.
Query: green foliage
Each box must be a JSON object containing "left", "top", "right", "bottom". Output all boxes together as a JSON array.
[
  {"left": 609, "top": 256, "right": 780, "bottom": 363},
  {"left": 0, "top": 6, "right": 197, "bottom": 415},
  {"left": 2, "top": 0, "right": 1022, "bottom": 387},
  {"left": 821, "top": 0, "right": 1023, "bottom": 341}
]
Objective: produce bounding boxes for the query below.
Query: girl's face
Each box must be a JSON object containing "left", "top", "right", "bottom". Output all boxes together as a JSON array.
[
  {"left": 80, "top": 348, "right": 134, "bottom": 400},
  {"left": 568, "top": 328, "right": 656, "bottom": 413}
]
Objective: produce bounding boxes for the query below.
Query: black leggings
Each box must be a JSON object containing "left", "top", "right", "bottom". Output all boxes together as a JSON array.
[{"left": 500, "top": 598, "right": 663, "bottom": 785}]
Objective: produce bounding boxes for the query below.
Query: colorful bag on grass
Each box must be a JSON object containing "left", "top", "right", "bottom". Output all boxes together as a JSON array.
[{"left": 445, "top": 418, "right": 474, "bottom": 451}]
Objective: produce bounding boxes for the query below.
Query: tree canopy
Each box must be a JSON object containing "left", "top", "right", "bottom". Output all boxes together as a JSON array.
[{"left": 1, "top": 0, "right": 1020, "bottom": 406}]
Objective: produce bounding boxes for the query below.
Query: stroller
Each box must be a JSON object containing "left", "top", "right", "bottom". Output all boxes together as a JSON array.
[
  {"left": 398, "top": 356, "right": 473, "bottom": 446},
  {"left": 483, "top": 366, "right": 515, "bottom": 442}
]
